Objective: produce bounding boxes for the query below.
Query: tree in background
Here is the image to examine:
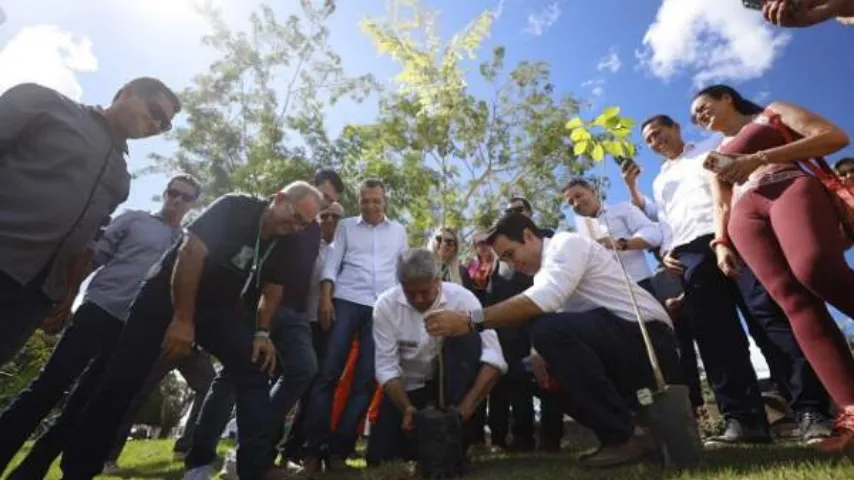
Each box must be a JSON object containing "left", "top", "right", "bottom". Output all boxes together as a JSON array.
[
  {"left": 347, "top": 0, "right": 636, "bottom": 244},
  {"left": 145, "top": 0, "right": 377, "bottom": 204}
]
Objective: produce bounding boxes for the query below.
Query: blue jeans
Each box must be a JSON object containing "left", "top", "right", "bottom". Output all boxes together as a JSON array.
[
  {"left": 185, "top": 307, "right": 319, "bottom": 469},
  {"left": 304, "top": 298, "right": 375, "bottom": 458},
  {"left": 0, "top": 272, "right": 51, "bottom": 367},
  {"left": 0, "top": 302, "right": 122, "bottom": 479},
  {"left": 59, "top": 276, "right": 275, "bottom": 480}
]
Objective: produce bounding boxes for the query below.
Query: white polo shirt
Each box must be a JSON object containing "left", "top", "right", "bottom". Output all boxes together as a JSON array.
[
  {"left": 373, "top": 282, "right": 508, "bottom": 392},
  {"left": 642, "top": 136, "right": 723, "bottom": 251},
  {"left": 522, "top": 233, "right": 671, "bottom": 327}
]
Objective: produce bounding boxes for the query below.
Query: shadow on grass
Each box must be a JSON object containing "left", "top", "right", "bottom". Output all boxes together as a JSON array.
[{"left": 109, "top": 458, "right": 183, "bottom": 479}]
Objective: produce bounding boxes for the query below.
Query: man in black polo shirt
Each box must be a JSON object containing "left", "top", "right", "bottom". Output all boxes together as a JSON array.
[
  {"left": 0, "top": 77, "right": 180, "bottom": 365},
  {"left": 59, "top": 181, "right": 324, "bottom": 480},
  {"left": 181, "top": 170, "right": 345, "bottom": 477}
]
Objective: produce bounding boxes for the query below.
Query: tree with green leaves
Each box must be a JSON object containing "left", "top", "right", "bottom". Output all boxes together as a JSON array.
[
  {"left": 348, "top": 0, "right": 635, "bottom": 244},
  {"left": 145, "top": 0, "right": 377, "bottom": 205}
]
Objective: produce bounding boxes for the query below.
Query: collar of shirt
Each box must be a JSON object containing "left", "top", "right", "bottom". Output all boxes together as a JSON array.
[
  {"left": 87, "top": 106, "right": 129, "bottom": 154},
  {"left": 356, "top": 215, "right": 388, "bottom": 226}
]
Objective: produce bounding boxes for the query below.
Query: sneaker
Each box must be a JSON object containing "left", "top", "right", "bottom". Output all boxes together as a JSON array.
[
  {"left": 102, "top": 462, "right": 120, "bottom": 475},
  {"left": 579, "top": 434, "right": 658, "bottom": 468},
  {"left": 298, "top": 457, "right": 322, "bottom": 477},
  {"left": 798, "top": 411, "right": 833, "bottom": 445},
  {"left": 182, "top": 464, "right": 216, "bottom": 480},
  {"left": 704, "top": 418, "right": 772, "bottom": 446},
  {"left": 817, "top": 410, "right": 854, "bottom": 453}
]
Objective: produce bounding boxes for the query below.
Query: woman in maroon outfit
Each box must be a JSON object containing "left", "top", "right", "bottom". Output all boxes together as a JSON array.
[{"left": 691, "top": 84, "right": 854, "bottom": 452}]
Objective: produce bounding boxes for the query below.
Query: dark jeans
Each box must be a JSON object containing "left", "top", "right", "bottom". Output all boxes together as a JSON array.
[
  {"left": 185, "top": 307, "right": 318, "bottom": 470},
  {"left": 366, "top": 333, "right": 483, "bottom": 465},
  {"left": 488, "top": 376, "right": 534, "bottom": 448},
  {"left": 107, "top": 347, "right": 216, "bottom": 463},
  {"left": 283, "top": 322, "right": 329, "bottom": 460},
  {"left": 531, "top": 309, "right": 681, "bottom": 446},
  {"left": 0, "top": 302, "right": 122, "bottom": 479},
  {"left": 0, "top": 271, "right": 51, "bottom": 367},
  {"left": 639, "top": 277, "right": 704, "bottom": 408},
  {"left": 733, "top": 266, "right": 830, "bottom": 415},
  {"left": 673, "top": 236, "right": 767, "bottom": 425},
  {"left": 488, "top": 326, "right": 534, "bottom": 448},
  {"left": 303, "top": 299, "right": 375, "bottom": 458},
  {"left": 59, "top": 276, "right": 276, "bottom": 480},
  {"left": 537, "top": 393, "right": 565, "bottom": 448}
]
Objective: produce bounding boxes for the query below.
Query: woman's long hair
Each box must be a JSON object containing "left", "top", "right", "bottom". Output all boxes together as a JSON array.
[
  {"left": 694, "top": 84, "right": 764, "bottom": 116},
  {"left": 427, "top": 226, "right": 463, "bottom": 285}
]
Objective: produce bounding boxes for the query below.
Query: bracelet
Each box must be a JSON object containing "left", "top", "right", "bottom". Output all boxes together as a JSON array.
[
  {"left": 254, "top": 330, "right": 271, "bottom": 339},
  {"left": 709, "top": 237, "right": 730, "bottom": 250}
]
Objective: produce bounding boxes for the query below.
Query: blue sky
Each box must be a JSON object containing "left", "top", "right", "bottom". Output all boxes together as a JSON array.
[{"left": 2, "top": 0, "right": 854, "bottom": 344}]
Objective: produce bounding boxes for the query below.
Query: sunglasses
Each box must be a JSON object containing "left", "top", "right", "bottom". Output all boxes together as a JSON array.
[
  {"left": 320, "top": 213, "right": 341, "bottom": 221},
  {"left": 435, "top": 236, "right": 457, "bottom": 247},
  {"left": 166, "top": 188, "right": 196, "bottom": 202},
  {"left": 147, "top": 101, "right": 172, "bottom": 132},
  {"left": 504, "top": 206, "right": 526, "bottom": 214}
]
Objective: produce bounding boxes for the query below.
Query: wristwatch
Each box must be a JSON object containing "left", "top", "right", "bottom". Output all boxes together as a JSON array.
[
  {"left": 468, "top": 309, "right": 486, "bottom": 333},
  {"left": 254, "top": 328, "right": 271, "bottom": 340}
]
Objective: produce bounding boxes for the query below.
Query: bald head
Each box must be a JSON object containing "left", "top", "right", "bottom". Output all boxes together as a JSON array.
[{"left": 319, "top": 201, "right": 344, "bottom": 242}]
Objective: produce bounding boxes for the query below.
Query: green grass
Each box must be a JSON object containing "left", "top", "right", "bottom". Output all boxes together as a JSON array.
[{"left": 7, "top": 439, "right": 854, "bottom": 480}]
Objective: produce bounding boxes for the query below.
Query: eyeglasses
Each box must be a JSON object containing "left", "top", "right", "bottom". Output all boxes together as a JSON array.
[
  {"left": 435, "top": 236, "right": 457, "bottom": 247},
  {"left": 147, "top": 101, "right": 172, "bottom": 132},
  {"left": 320, "top": 213, "right": 341, "bottom": 221},
  {"left": 165, "top": 188, "right": 196, "bottom": 202},
  {"left": 504, "top": 206, "right": 526, "bottom": 214}
]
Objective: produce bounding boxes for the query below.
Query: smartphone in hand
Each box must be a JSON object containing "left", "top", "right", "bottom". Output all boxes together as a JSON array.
[
  {"left": 703, "top": 152, "right": 736, "bottom": 173},
  {"left": 742, "top": 0, "right": 765, "bottom": 10}
]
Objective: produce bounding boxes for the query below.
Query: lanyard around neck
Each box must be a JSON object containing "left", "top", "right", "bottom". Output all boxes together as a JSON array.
[{"left": 251, "top": 222, "right": 278, "bottom": 290}]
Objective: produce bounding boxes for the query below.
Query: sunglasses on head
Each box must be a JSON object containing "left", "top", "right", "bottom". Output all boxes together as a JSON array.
[
  {"left": 320, "top": 212, "right": 341, "bottom": 221},
  {"left": 147, "top": 101, "right": 172, "bottom": 132},
  {"left": 505, "top": 206, "right": 526, "bottom": 214},
  {"left": 166, "top": 188, "right": 196, "bottom": 202}
]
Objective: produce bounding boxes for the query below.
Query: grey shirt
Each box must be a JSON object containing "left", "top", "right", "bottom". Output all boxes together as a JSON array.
[
  {"left": 84, "top": 210, "right": 183, "bottom": 321},
  {"left": 0, "top": 83, "right": 131, "bottom": 301}
]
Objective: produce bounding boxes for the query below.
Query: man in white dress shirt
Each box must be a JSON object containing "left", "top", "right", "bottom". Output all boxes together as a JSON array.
[
  {"left": 302, "top": 179, "right": 408, "bottom": 473},
  {"left": 620, "top": 115, "right": 831, "bottom": 445},
  {"left": 424, "top": 214, "right": 681, "bottom": 468},
  {"left": 366, "top": 248, "right": 506, "bottom": 466},
  {"left": 562, "top": 177, "right": 662, "bottom": 290}
]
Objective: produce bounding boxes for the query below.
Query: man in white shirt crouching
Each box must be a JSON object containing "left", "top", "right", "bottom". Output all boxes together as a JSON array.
[
  {"left": 424, "top": 214, "right": 682, "bottom": 469},
  {"left": 367, "top": 248, "right": 507, "bottom": 467}
]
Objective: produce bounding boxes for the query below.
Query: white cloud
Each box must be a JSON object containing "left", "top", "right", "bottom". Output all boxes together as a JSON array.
[
  {"left": 596, "top": 47, "right": 622, "bottom": 73},
  {"left": 525, "top": 2, "right": 561, "bottom": 36},
  {"left": 0, "top": 25, "right": 98, "bottom": 101},
  {"left": 494, "top": 0, "right": 506, "bottom": 19},
  {"left": 638, "top": 0, "right": 790, "bottom": 87},
  {"left": 581, "top": 78, "right": 605, "bottom": 97}
]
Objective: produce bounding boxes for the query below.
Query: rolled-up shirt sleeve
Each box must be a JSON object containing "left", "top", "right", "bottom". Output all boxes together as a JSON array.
[
  {"left": 321, "top": 219, "right": 347, "bottom": 284},
  {"left": 373, "top": 296, "right": 402, "bottom": 387},
  {"left": 622, "top": 204, "right": 662, "bottom": 248},
  {"left": 522, "top": 235, "right": 590, "bottom": 313},
  {"left": 641, "top": 195, "right": 660, "bottom": 222}
]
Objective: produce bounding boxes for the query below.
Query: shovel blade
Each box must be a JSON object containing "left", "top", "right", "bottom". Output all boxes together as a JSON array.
[{"left": 643, "top": 384, "right": 703, "bottom": 469}]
